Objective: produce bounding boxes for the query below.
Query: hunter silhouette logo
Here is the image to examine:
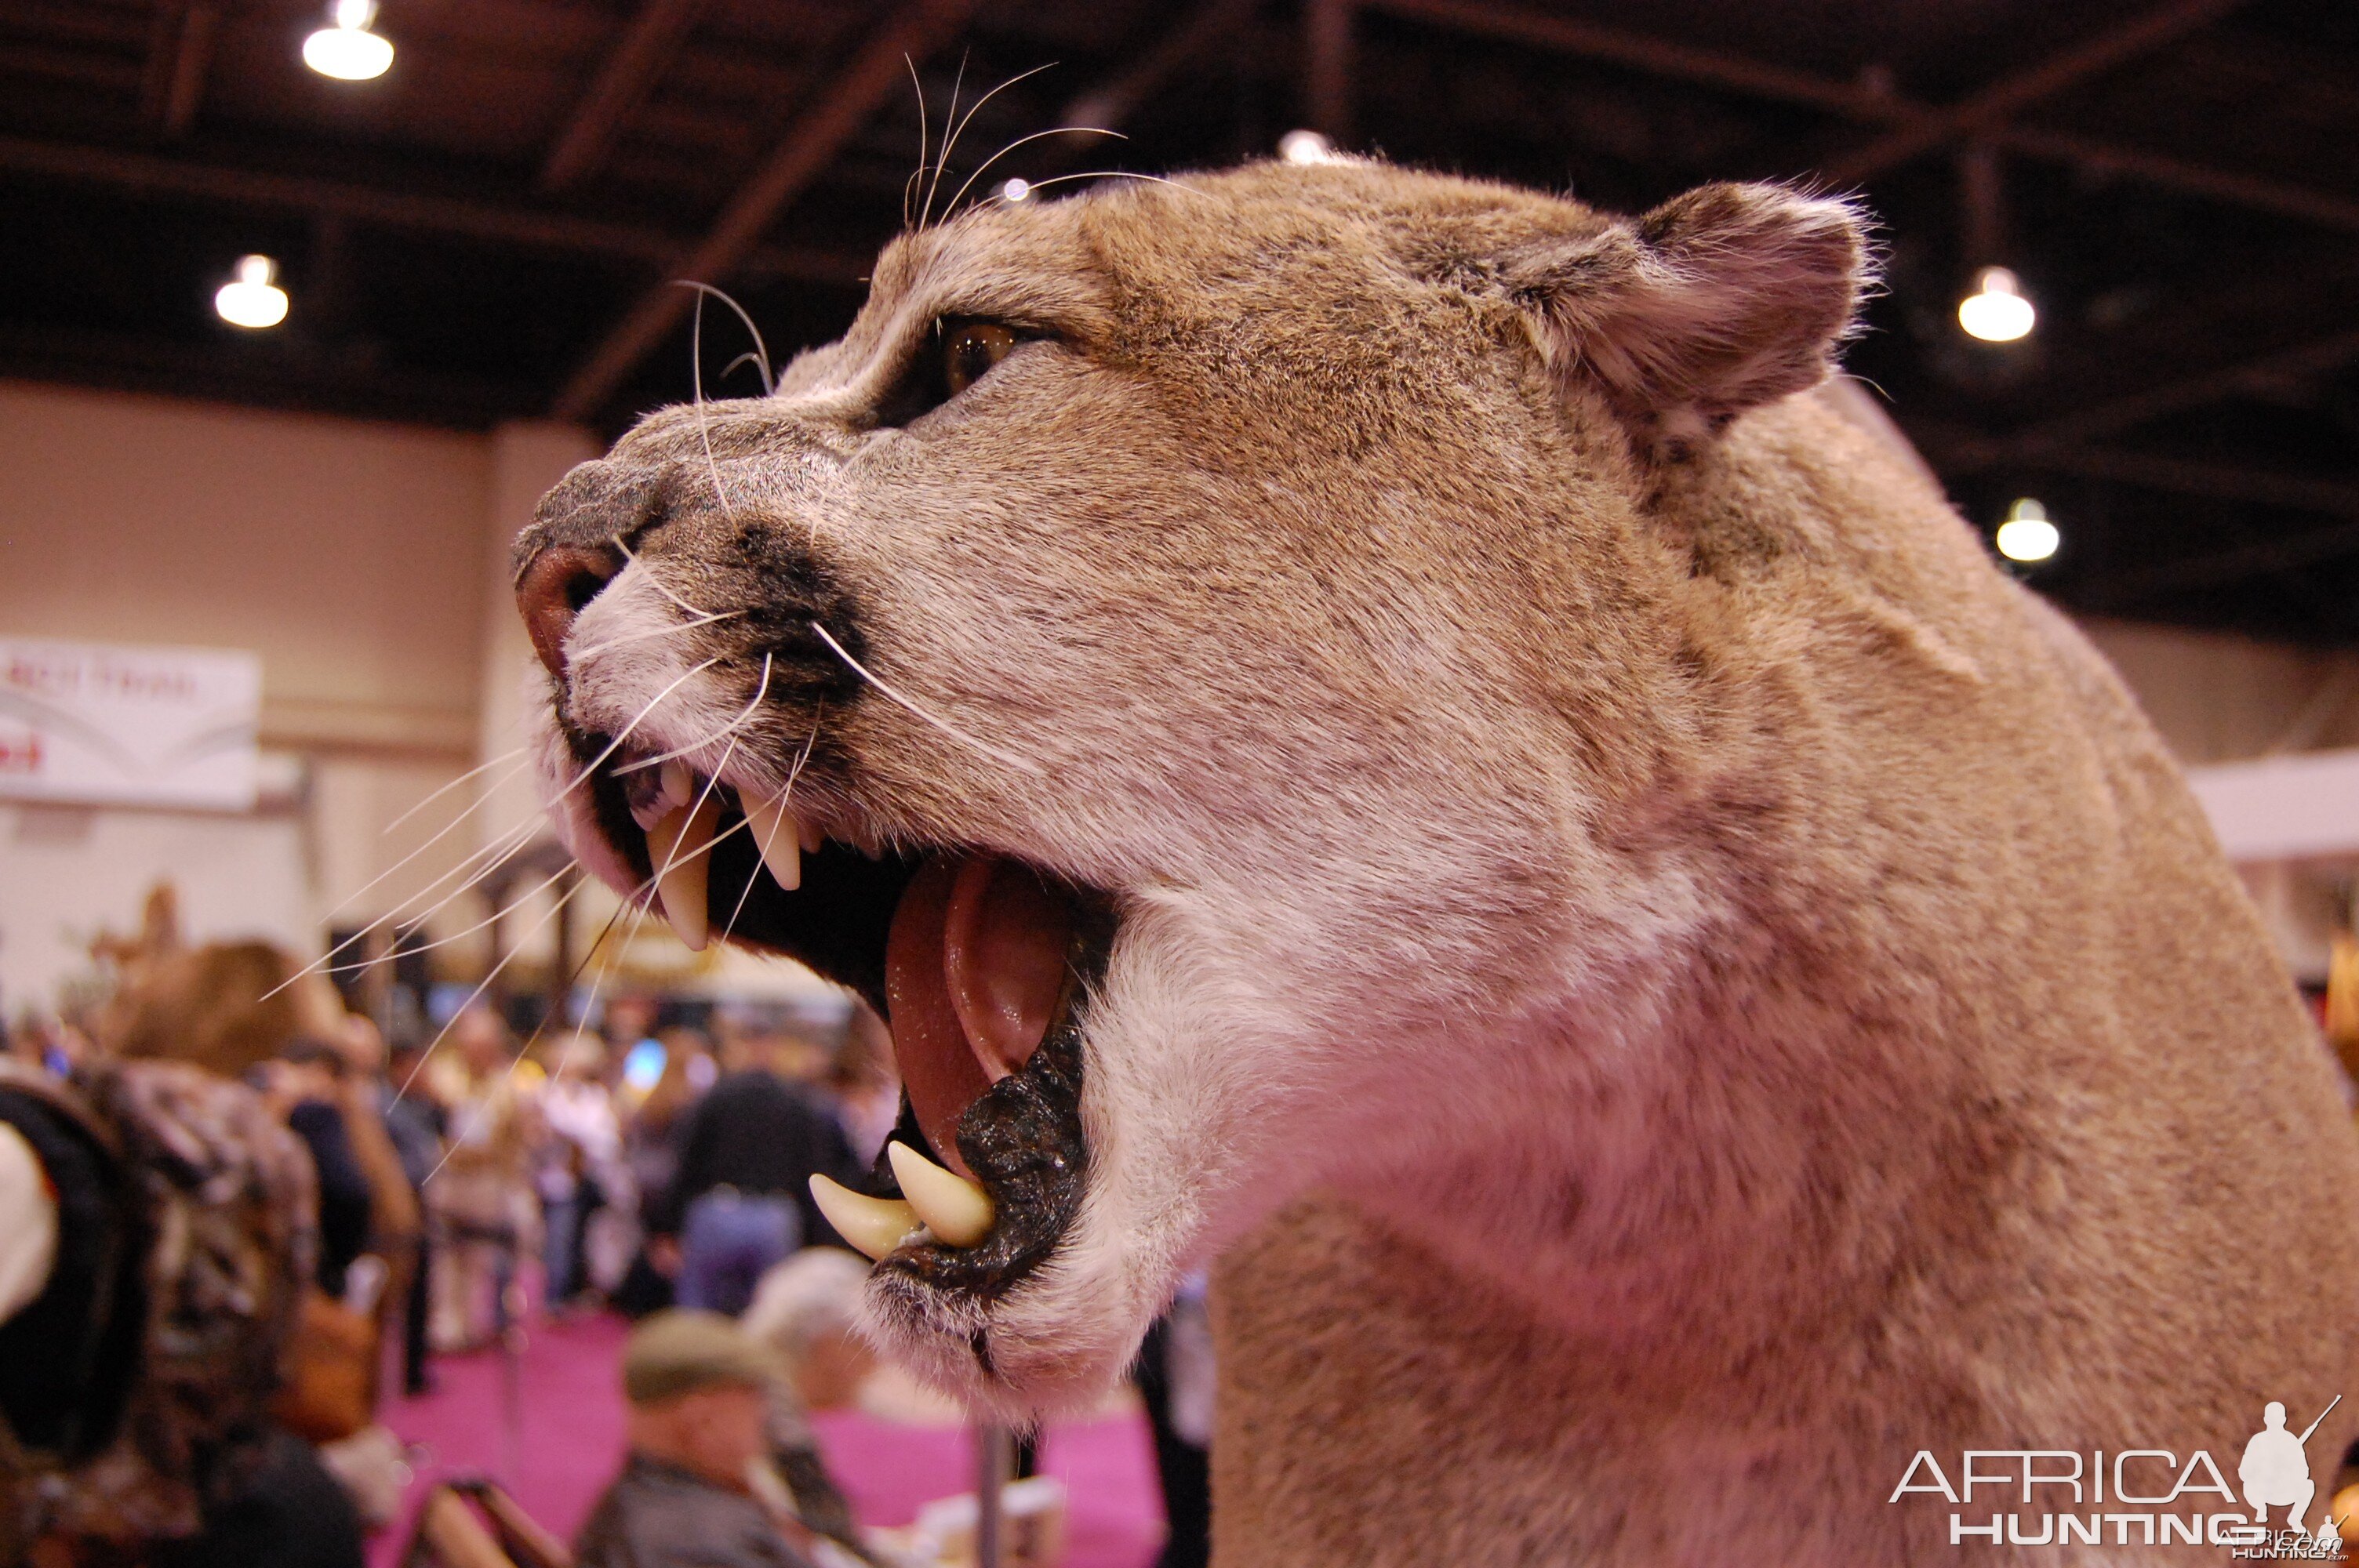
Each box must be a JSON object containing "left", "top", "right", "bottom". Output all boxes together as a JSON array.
[
  {"left": 2241, "top": 1398, "right": 2341, "bottom": 1545},
  {"left": 1889, "top": 1396, "right": 2348, "bottom": 1553}
]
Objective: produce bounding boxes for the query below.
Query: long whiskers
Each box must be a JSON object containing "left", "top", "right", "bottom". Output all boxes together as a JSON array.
[
  {"left": 722, "top": 717, "right": 820, "bottom": 946},
  {"left": 943, "top": 125, "right": 1121, "bottom": 218},
  {"left": 612, "top": 535, "right": 718, "bottom": 620},
  {"left": 569, "top": 608, "right": 744, "bottom": 665},
  {"left": 903, "top": 54, "right": 930, "bottom": 233},
  {"left": 918, "top": 53, "right": 969, "bottom": 232},
  {"left": 318, "top": 861, "right": 580, "bottom": 975},
  {"left": 610, "top": 654, "right": 772, "bottom": 777},
  {"left": 380, "top": 748, "right": 529, "bottom": 837},
  {"left": 807, "top": 621, "right": 1041, "bottom": 775},
  {"left": 923, "top": 61, "right": 1059, "bottom": 230},
  {"left": 676, "top": 281, "right": 773, "bottom": 395},
  {"left": 271, "top": 655, "right": 724, "bottom": 999}
]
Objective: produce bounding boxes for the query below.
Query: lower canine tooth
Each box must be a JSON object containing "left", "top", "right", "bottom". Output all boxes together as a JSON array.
[
  {"left": 647, "top": 797, "right": 719, "bottom": 951},
  {"left": 743, "top": 795, "right": 801, "bottom": 891},
  {"left": 809, "top": 1175, "right": 920, "bottom": 1261},
  {"left": 887, "top": 1140, "right": 995, "bottom": 1247}
]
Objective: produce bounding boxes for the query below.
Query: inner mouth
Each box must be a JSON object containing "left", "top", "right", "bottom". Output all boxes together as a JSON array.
[{"left": 584, "top": 742, "right": 1105, "bottom": 1298}]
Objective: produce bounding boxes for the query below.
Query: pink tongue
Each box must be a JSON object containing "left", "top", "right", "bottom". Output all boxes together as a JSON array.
[{"left": 884, "top": 854, "right": 1075, "bottom": 1179}]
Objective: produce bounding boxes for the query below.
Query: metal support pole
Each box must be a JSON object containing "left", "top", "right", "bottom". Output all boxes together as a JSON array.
[{"left": 974, "top": 1421, "right": 1012, "bottom": 1568}]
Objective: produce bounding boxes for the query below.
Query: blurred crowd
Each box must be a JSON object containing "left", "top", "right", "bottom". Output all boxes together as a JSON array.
[{"left": 0, "top": 894, "right": 908, "bottom": 1568}]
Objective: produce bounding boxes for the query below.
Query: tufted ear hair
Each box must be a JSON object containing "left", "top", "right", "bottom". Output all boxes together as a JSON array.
[{"left": 1503, "top": 183, "right": 1870, "bottom": 452}]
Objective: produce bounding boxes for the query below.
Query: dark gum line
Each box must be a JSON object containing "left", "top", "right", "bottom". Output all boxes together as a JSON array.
[{"left": 569, "top": 720, "right": 1106, "bottom": 1301}]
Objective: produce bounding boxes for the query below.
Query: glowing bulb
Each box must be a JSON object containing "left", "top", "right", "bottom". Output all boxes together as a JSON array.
[
  {"left": 304, "top": 0, "right": 393, "bottom": 80},
  {"left": 1279, "top": 129, "right": 1339, "bottom": 165},
  {"left": 1957, "top": 266, "right": 2034, "bottom": 343},
  {"left": 214, "top": 255, "right": 289, "bottom": 329},
  {"left": 1994, "top": 497, "right": 2059, "bottom": 563},
  {"left": 996, "top": 178, "right": 1031, "bottom": 202}
]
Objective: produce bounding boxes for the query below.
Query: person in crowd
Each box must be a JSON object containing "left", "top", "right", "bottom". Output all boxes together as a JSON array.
[
  {"left": 533, "top": 1030, "right": 623, "bottom": 1312},
  {"left": 1135, "top": 1272, "right": 1216, "bottom": 1568},
  {"left": 379, "top": 1035, "right": 445, "bottom": 1396},
  {"left": 424, "top": 1007, "right": 537, "bottom": 1352},
  {"left": 257, "top": 1040, "right": 374, "bottom": 1299},
  {"left": 610, "top": 1030, "right": 713, "bottom": 1318},
  {"left": 740, "top": 1250, "right": 878, "bottom": 1557},
  {"left": 826, "top": 1007, "right": 901, "bottom": 1168},
  {"left": 574, "top": 1311, "right": 820, "bottom": 1568},
  {"left": 648, "top": 1027, "right": 864, "bottom": 1316},
  {"left": 0, "top": 941, "right": 366, "bottom": 1568}
]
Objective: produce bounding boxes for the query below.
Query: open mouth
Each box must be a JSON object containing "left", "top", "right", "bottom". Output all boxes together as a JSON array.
[{"left": 580, "top": 739, "right": 1109, "bottom": 1305}]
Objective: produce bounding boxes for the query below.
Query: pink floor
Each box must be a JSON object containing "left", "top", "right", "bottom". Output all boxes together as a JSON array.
[{"left": 372, "top": 1312, "right": 1165, "bottom": 1567}]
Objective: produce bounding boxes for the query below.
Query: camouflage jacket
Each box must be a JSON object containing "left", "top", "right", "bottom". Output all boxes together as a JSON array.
[{"left": 0, "top": 1057, "right": 317, "bottom": 1563}]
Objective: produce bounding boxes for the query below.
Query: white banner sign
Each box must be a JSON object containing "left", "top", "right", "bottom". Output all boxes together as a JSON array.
[{"left": 0, "top": 638, "right": 261, "bottom": 810}]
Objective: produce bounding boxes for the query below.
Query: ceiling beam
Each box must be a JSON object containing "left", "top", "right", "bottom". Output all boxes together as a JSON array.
[
  {"left": 137, "top": 0, "right": 221, "bottom": 137},
  {"left": 553, "top": 0, "right": 974, "bottom": 422},
  {"left": 1950, "top": 326, "right": 2359, "bottom": 472},
  {"left": 1933, "top": 441, "right": 2359, "bottom": 520},
  {"left": 1993, "top": 126, "right": 2359, "bottom": 234},
  {"left": 539, "top": 0, "right": 711, "bottom": 194},
  {"left": 0, "top": 133, "right": 868, "bottom": 282},
  {"left": 1060, "top": 0, "right": 1263, "bottom": 139},
  {"left": 1305, "top": 0, "right": 1357, "bottom": 145},
  {"left": 2101, "top": 519, "right": 2359, "bottom": 605},
  {"left": 1819, "top": 0, "right": 2253, "bottom": 183},
  {"left": 1363, "top": 0, "right": 2359, "bottom": 243},
  {"left": 1361, "top": 0, "right": 1905, "bottom": 121}
]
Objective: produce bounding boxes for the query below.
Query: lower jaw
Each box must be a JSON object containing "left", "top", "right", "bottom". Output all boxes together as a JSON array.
[
  {"left": 874, "top": 940, "right": 1099, "bottom": 1302},
  {"left": 569, "top": 743, "right": 1108, "bottom": 1303}
]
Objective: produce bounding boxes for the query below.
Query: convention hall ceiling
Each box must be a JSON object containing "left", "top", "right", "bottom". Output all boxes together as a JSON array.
[{"left": 4, "top": 0, "right": 2356, "bottom": 641}]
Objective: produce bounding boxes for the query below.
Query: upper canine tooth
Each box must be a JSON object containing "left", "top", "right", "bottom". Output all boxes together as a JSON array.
[
  {"left": 659, "top": 758, "right": 693, "bottom": 811},
  {"left": 647, "top": 796, "right": 719, "bottom": 951},
  {"left": 888, "top": 1140, "right": 995, "bottom": 1247},
  {"left": 743, "top": 796, "right": 802, "bottom": 891},
  {"left": 809, "top": 1174, "right": 920, "bottom": 1261}
]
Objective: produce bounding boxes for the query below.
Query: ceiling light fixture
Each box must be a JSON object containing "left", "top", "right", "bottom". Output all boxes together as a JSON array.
[
  {"left": 304, "top": 0, "right": 394, "bottom": 81},
  {"left": 214, "top": 255, "right": 289, "bottom": 329},
  {"left": 996, "top": 178, "right": 1032, "bottom": 202},
  {"left": 1278, "top": 129, "right": 1340, "bottom": 165},
  {"left": 1957, "top": 266, "right": 2035, "bottom": 343},
  {"left": 1994, "top": 497, "right": 2059, "bottom": 563}
]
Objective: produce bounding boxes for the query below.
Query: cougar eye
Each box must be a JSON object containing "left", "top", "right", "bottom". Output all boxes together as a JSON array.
[{"left": 943, "top": 320, "right": 1018, "bottom": 397}]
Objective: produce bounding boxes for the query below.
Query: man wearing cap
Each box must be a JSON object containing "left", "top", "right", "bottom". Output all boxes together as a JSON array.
[{"left": 576, "top": 1310, "right": 823, "bottom": 1568}]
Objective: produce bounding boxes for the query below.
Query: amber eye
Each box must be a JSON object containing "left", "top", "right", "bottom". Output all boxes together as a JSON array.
[{"left": 942, "top": 320, "right": 1018, "bottom": 398}]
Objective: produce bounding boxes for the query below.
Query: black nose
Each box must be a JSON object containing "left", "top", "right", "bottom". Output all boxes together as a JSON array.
[{"left": 515, "top": 546, "right": 619, "bottom": 678}]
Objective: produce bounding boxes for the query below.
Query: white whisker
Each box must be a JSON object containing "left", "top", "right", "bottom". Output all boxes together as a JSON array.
[
  {"left": 676, "top": 281, "right": 773, "bottom": 394},
  {"left": 272, "top": 655, "right": 723, "bottom": 1000},
  {"left": 807, "top": 621, "right": 1042, "bottom": 775},
  {"left": 613, "top": 535, "right": 717, "bottom": 619},
  {"left": 903, "top": 54, "right": 930, "bottom": 234},
  {"left": 611, "top": 654, "right": 772, "bottom": 776},
  {"left": 1020, "top": 169, "right": 1209, "bottom": 201},
  {"left": 320, "top": 861, "right": 579, "bottom": 975},
  {"left": 314, "top": 756, "right": 538, "bottom": 932},
  {"left": 920, "top": 53, "right": 970, "bottom": 231},
  {"left": 686, "top": 289, "right": 741, "bottom": 528},
  {"left": 925, "top": 61, "right": 1059, "bottom": 230},
  {"left": 398, "top": 870, "right": 606, "bottom": 1124},
  {"left": 722, "top": 718, "right": 820, "bottom": 946},
  {"left": 571, "top": 608, "right": 743, "bottom": 663},
  {"left": 943, "top": 125, "right": 1121, "bottom": 219},
  {"left": 381, "top": 748, "right": 529, "bottom": 837}
]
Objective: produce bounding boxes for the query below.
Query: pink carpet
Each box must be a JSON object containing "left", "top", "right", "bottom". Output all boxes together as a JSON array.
[{"left": 373, "top": 1312, "right": 1165, "bottom": 1567}]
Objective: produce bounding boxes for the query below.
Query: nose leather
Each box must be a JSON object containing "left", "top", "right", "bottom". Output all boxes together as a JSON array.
[{"left": 515, "top": 546, "right": 618, "bottom": 678}]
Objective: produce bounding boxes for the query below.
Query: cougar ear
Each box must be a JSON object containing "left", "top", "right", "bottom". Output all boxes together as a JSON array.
[{"left": 1505, "top": 183, "right": 1870, "bottom": 452}]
